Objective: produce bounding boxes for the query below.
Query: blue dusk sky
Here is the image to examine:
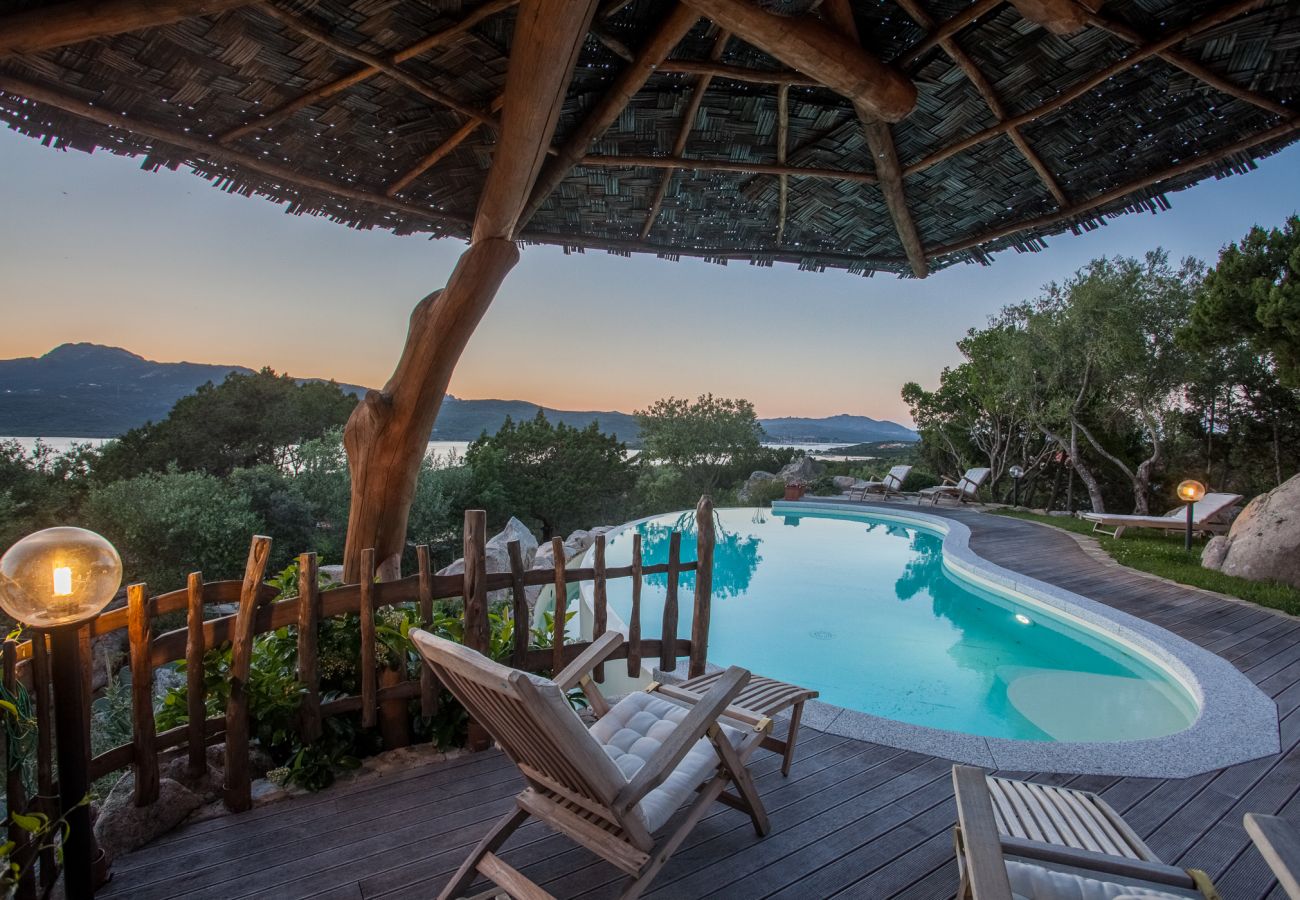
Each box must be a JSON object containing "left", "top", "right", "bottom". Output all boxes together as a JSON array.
[{"left": 0, "top": 127, "right": 1296, "bottom": 425}]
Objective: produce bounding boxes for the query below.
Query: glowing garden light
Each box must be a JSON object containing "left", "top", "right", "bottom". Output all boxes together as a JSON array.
[{"left": 1176, "top": 480, "right": 1207, "bottom": 553}]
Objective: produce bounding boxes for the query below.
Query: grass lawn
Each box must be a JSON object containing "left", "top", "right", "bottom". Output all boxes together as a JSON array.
[{"left": 989, "top": 509, "right": 1300, "bottom": 617}]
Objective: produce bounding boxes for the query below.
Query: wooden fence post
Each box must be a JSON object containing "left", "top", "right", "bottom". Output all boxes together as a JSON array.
[
  {"left": 627, "top": 533, "right": 642, "bottom": 679},
  {"left": 660, "top": 531, "right": 682, "bottom": 673},
  {"left": 592, "top": 535, "right": 607, "bottom": 683},
  {"left": 550, "top": 536, "right": 567, "bottom": 675},
  {"left": 416, "top": 545, "right": 439, "bottom": 719},
  {"left": 185, "top": 572, "right": 207, "bottom": 778},
  {"left": 359, "top": 547, "right": 378, "bottom": 730},
  {"left": 689, "top": 495, "right": 715, "bottom": 678},
  {"left": 3, "top": 639, "right": 35, "bottom": 900},
  {"left": 127, "top": 583, "right": 159, "bottom": 806},
  {"left": 296, "top": 554, "right": 322, "bottom": 743},
  {"left": 224, "top": 535, "right": 272, "bottom": 813},
  {"left": 506, "top": 540, "right": 529, "bottom": 667},
  {"left": 463, "top": 510, "right": 489, "bottom": 655}
]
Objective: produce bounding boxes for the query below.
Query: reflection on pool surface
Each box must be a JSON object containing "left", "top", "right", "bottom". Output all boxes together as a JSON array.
[{"left": 596, "top": 507, "right": 1199, "bottom": 742}]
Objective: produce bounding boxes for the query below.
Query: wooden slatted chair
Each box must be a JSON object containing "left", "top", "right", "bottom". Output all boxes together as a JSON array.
[
  {"left": 1245, "top": 813, "right": 1300, "bottom": 899},
  {"left": 952, "top": 765, "right": 1222, "bottom": 899},
  {"left": 411, "top": 629, "right": 773, "bottom": 900},
  {"left": 672, "top": 671, "right": 817, "bottom": 776},
  {"left": 845, "top": 464, "right": 913, "bottom": 501}
]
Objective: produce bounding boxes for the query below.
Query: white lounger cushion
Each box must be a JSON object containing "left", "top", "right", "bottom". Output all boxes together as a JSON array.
[
  {"left": 1080, "top": 493, "right": 1241, "bottom": 526},
  {"left": 1004, "top": 859, "right": 1201, "bottom": 900},
  {"left": 590, "top": 691, "right": 744, "bottom": 831}
]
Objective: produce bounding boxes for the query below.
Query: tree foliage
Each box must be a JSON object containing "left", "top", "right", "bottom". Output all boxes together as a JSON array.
[
  {"left": 634, "top": 394, "right": 764, "bottom": 498},
  {"left": 95, "top": 368, "right": 356, "bottom": 479}
]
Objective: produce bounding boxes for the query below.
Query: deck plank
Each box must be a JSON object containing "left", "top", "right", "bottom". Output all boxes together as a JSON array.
[{"left": 101, "top": 505, "right": 1300, "bottom": 900}]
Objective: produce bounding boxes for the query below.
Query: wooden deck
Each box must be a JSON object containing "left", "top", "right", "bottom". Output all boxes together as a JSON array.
[{"left": 100, "top": 507, "right": 1300, "bottom": 899}]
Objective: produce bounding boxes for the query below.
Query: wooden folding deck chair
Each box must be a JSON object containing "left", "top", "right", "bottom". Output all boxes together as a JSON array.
[
  {"left": 411, "top": 629, "right": 773, "bottom": 900},
  {"left": 952, "top": 765, "right": 1221, "bottom": 899},
  {"left": 1245, "top": 813, "right": 1300, "bottom": 899},
  {"left": 845, "top": 464, "right": 913, "bottom": 501}
]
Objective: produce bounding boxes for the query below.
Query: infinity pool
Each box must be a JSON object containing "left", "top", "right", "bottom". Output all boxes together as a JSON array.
[{"left": 596, "top": 507, "right": 1199, "bottom": 742}]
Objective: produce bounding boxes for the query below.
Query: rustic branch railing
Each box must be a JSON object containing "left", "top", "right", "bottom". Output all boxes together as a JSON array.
[{"left": 0, "top": 500, "right": 716, "bottom": 893}]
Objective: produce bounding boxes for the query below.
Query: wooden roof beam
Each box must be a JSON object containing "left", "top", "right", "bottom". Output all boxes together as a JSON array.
[
  {"left": 657, "top": 60, "right": 819, "bottom": 87},
  {"left": 474, "top": 0, "right": 600, "bottom": 241},
  {"left": 1007, "top": 0, "right": 1099, "bottom": 35},
  {"left": 893, "top": 0, "right": 1067, "bottom": 207},
  {"left": 0, "top": 0, "right": 256, "bottom": 57},
  {"left": 775, "top": 82, "right": 789, "bottom": 246},
  {"left": 517, "top": 2, "right": 701, "bottom": 230},
  {"left": 905, "top": 0, "right": 1273, "bottom": 176},
  {"left": 639, "top": 29, "right": 730, "bottom": 241},
  {"left": 582, "top": 154, "right": 877, "bottom": 184},
  {"left": 682, "top": 0, "right": 915, "bottom": 122},
  {"left": 822, "top": 0, "right": 927, "bottom": 277},
  {"left": 931, "top": 116, "right": 1300, "bottom": 260},
  {"left": 387, "top": 94, "right": 505, "bottom": 197},
  {"left": 220, "top": 0, "right": 517, "bottom": 145}
]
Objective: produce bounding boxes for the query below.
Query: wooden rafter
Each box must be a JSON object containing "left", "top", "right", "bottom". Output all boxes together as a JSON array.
[
  {"left": 776, "top": 82, "right": 789, "bottom": 246},
  {"left": 905, "top": 0, "right": 1273, "bottom": 176},
  {"left": 822, "top": 0, "right": 927, "bottom": 277},
  {"left": 0, "top": 72, "right": 468, "bottom": 232},
  {"left": 931, "top": 117, "right": 1300, "bottom": 259},
  {"left": 518, "top": 2, "right": 701, "bottom": 230},
  {"left": 682, "top": 0, "right": 915, "bottom": 122},
  {"left": 1087, "top": 11, "right": 1292, "bottom": 119},
  {"left": 1007, "top": 0, "right": 1097, "bottom": 35},
  {"left": 220, "top": 0, "right": 517, "bottom": 145},
  {"left": 387, "top": 95, "right": 505, "bottom": 197},
  {"left": 257, "top": 5, "right": 496, "bottom": 129},
  {"left": 474, "top": 0, "right": 599, "bottom": 240},
  {"left": 657, "top": 60, "right": 818, "bottom": 87},
  {"left": 898, "top": 0, "right": 1001, "bottom": 68},
  {"left": 584, "top": 154, "right": 877, "bottom": 184},
  {"left": 639, "top": 29, "right": 730, "bottom": 241},
  {"left": 0, "top": 0, "right": 256, "bottom": 57},
  {"left": 894, "top": 0, "right": 1067, "bottom": 207}
]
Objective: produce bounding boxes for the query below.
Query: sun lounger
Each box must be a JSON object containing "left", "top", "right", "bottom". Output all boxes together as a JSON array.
[
  {"left": 845, "top": 464, "right": 912, "bottom": 500},
  {"left": 918, "top": 467, "right": 991, "bottom": 506},
  {"left": 952, "top": 765, "right": 1221, "bottom": 899},
  {"left": 412, "top": 630, "right": 773, "bottom": 900},
  {"left": 1079, "top": 492, "right": 1242, "bottom": 539}
]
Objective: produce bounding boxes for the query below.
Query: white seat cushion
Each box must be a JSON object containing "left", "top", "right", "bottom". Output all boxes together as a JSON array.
[
  {"left": 1005, "top": 859, "right": 1201, "bottom": 900},
  {"left": 589, "top": 691, "right": 745, "bottom": 832}
]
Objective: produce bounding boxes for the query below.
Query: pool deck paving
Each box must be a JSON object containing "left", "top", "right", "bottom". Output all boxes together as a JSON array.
[{"left": 100, "top": 505, "right": 1300, "bottom": 899}]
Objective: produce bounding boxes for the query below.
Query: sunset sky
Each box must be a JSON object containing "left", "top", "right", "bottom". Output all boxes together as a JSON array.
[{"left": 1, "top": 127, "right": 1297, "bottom": 425}]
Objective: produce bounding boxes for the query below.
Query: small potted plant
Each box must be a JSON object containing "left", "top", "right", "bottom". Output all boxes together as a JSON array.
[{"left": 783, "top": 481, "right": 806, "bottom": 500}]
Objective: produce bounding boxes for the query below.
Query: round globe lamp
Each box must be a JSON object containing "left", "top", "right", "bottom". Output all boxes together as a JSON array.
[
  {"left": 1176, "top": 480, "right": 1207, "bottom": 553},
  {"left": 0, "top": 527, "right": 122, "bottom": 898},
  {"left": 1009, "top": 465, "right": 1025, "bottom": 508}
]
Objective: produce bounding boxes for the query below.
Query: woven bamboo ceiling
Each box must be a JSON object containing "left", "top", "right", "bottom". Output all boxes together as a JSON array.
[{"left": 1, "top": 0, "right": 1296, "bottom": 276}]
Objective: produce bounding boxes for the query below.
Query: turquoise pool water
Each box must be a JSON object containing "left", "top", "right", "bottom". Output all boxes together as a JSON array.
[{"left": 598, "top": 507, "right": 1199, "bottom": 742}]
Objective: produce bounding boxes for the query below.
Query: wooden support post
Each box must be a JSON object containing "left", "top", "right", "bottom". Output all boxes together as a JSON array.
[
  {"left": 3, "top": 640, "right": 34, "bottom": 900},
  {"left": 660, "top": 531, "right": 682, "bottom": 673},
  {"left": 628, "top": 533, "right": 643, "bottom": 678},
  {"left": 224, "top": 535, "right": 272, "bottom": 813},
  {"left": 550, "top": 537, "right": 567, "bottom": 675},
  {"left": 0, "top": 0, "right": 257, "bottom": 57},
  {"left": 127, "top": 583, "right": 159, "bottom": 806},
  {"left": 680, "top": 0, "right": 915, "bottom": 121},
  {"left": 29, "top": 634, "right": 54, "bottom": 891},
  {"left": 689, "top": 496, "right": 715, "bottom": 678},
  {"left": 520, "top": 2, "right": 700, "bottom": 229},
  {"left": 296, "top": 553, "right": 322, "bottom": 743},
  {"left": 341, "top": 241, "right": 518, "bottom": 581},
  {"left": 185, "top": 572, "right": 208, "bottom": 778},
  {"left": 592, "top": 535, "right": 608, "bottom": 683},
  {"left": 359, "top": 547, "right": 378, "bottom": 730},
  {"left": 416, "top": 545, "right": 439, "bottom": 719},
  {"left": 463, "top": 511, "right": 489, "bottom": 654},
  {"left": 506, "top": 540, "right": 529, "bottom": 667}
]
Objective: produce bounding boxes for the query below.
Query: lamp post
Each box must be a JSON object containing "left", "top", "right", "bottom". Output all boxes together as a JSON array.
[
  {"left": 1009, "top": 465, "right": 1025, "bottom": 508},
  {"left": 1176, "top": 480, "right": 1207, "bottom": 553},
  {"left": 0, "top": 527, "right": 122, "bottom": 899}
]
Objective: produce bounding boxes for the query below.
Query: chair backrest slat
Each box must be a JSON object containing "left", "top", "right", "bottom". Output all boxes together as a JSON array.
[
  {"left": 410, "top": 630, "right": 626, "bottom": 811},
  {"left": 959, "top": 468, "right": 992, "bottom": 495},
  {"left": 885, "top": 465, "right": 912, "bottom": 490}
]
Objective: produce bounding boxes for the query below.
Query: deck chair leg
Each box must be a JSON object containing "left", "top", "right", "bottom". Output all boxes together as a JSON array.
[
  {"left": 617, "top": 776, "right": 729, "bottom": 900},
  {"left": 438, "top": 806, "right": 529, "bottom": 900},
  {"left": 781, "top": 702, "right": 804, "bottom": 777}
]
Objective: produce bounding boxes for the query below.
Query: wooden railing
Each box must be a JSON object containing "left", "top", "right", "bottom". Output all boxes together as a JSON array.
[{"left": 0, "top": 498, "right": 716, "bottom": 896}]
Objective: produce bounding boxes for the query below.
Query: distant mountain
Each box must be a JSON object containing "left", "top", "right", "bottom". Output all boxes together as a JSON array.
[
  {"left": 0, "top": 344, "right": 917, "bottom": 445},
  {"left": 759, "top": 414, "right": 917, "bottom": 444}
]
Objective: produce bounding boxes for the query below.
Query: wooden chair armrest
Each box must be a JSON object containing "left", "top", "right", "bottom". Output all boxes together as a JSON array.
[
  {"left": 999, "top": 837, "right": 1195, "bottom": 890},
  {"left": 1246, "top": 813, "right": 1300, "bottom": 900},
  {"left": 952, "top": 765, "right": 1015, "bottom": 900},
  {"left": 942, "top": 476, "right": 958, "bottom": 485},
  {"left": 614, "top": 666, "right": 750, "bottom": 814},
  {"left": 553, "top": 631, "right": 624, "bottom": 692}
]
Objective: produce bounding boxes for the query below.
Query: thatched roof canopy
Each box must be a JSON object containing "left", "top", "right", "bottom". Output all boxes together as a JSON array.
[{"left": 1, "top": 0, "right": 1296, "bottom": 276}]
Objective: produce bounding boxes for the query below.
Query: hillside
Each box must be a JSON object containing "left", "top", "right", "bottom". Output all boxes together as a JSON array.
[{"left": 0, "top": 344, "right": 917, "bottom": 444}]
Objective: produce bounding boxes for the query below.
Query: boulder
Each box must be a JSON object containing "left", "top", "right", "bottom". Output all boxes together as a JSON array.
[
  {"left": 151, "top": 665, "right": 187, "bottom": 707},
  {"left": 94, "top": 772, "right": 204, "bottom": 862},
  {"left": 319, "top": 564, "right": 345, "bottom": 586},
  {"left": 564, "top": 529, "right": 594, "bottom": 556},
  {"left": 1201, "top": 474, "right": 1300, "bottom": 588},
  {"left": 90, "top": 630, "right": 128, "bottom": 693},
  {"left": 738, "top": 471, "right": 780, "bottom": 503},
  {"left": 486, "top": 517, "right": 539, "bottom": 568},
  {"left": 832, "top": 475, "right": 858, "bottom": 490},
  {"left": 777, "top": 456, "right": 824, "bottom": 483}
]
